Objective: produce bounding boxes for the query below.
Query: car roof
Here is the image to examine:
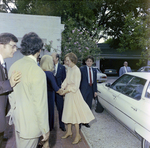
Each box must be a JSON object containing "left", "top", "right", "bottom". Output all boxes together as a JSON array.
[
  {"left": 142, "top": 66, "right": 150, "bottom": 68},
  {"left": 126, "top": 72, "right": 150, "bottom": 80}
]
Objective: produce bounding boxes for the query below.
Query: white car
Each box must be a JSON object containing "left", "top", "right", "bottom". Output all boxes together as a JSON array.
[
  {"left": 97, "top": 72, "right": 150, "bottom": 148},
  {"left": 94, "top": 67, "right": 107, "bottom": 83}
]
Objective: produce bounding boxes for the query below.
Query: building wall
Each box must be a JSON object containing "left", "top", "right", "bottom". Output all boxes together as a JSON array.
[{"left": 0, "top": 12, "right": 64, "bottom": 70}]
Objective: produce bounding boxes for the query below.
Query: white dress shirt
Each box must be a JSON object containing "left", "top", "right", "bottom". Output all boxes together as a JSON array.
[
  {"left": 54, "top": 63, "right": 58, "bottom": 76},
  {"left": 0, "top": 54, "right": 5, "bottom": 65},
  {"left": 124, "top": 66, "right": 127, "bottom": 73}
]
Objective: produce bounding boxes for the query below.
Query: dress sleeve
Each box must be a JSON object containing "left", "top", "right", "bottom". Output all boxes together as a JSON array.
[
  {"left": 66, "top": 68, "right": 81, "bottom": 93},
  {"left": 46, "top": 71, "right": 59, "bottom": 92}
]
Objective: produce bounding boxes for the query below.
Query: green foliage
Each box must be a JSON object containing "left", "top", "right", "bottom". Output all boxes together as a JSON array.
[
  {"left": 117, "top": 12, "right": 146, "bottom": 52},
  {"left": 44, "top": 40, "right": 58, "bottom": 53},
  {"left": 116, "top": 12, "right": 150, "bottom": 66},
  {"left": 1, "top": 0, "right": 150, "bottom": 64},
  {"left": 104, "top": 38, "right": 113, "bottom": 44},
  {"left": 61, "top": 18, "right": 100, "bottom": 67},
  {"left": 138, "top": 13, "right": 150, "bottom": 66}
]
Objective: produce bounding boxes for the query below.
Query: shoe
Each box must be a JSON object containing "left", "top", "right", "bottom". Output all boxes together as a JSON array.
[
  {"left": 60, "top": 127, "right": 66, "bottom": 131},
  {"left": 61, "top": 133, "right": 72, "bottom": 139},
  {"left": 72, "top": 137, "right": 82, "bottom": 145},
  {"left": 3, "top": 136, "right": 8, "bottom": 141},
  {"left": 83, "top": 123, "right": 90, "bottom": 128}
]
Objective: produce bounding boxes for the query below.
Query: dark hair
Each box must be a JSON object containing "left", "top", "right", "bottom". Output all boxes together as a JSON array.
[
  {"left": 0, "top": 33, "right": 18, "bottom": 44},
  {"left": 56, "top": 53, "right": 59, "bottom": 60},
  {"left": 85, "top": 55, "right": 94, "bottom": 62},
  {"left": 65, "top": 52, "right": 78, "bottom": 64},
  {"left": 20, "top": 32, "right": 43, "bottom": 56}
]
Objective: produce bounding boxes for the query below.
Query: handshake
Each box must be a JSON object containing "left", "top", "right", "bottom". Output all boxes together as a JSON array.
[{"left": 56, "top": 88, "right": 69, "bottom": 96}]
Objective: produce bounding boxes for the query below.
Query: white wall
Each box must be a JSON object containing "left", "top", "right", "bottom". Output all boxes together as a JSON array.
[{"left": 0, "top": 13, "right": 64, "bottom": 70}]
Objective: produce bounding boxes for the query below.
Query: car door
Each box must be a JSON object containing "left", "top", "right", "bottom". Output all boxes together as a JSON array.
[
  {"left": 110, "top": 75, "right": 147, "bottom": 131},
  {"left": 136, "top": 81, "right": 150, "bottom": 132},
  {"left": 97, "top": 83, "right": 121, "bottom": 114}
]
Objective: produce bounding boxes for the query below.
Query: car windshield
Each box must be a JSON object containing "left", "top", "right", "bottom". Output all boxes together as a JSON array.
[
  {"left": 96, "top": 68, "right": 102, "bottom": 73},
  {"left": 110, "top": 74, "right": 146, "bottom": 100}
]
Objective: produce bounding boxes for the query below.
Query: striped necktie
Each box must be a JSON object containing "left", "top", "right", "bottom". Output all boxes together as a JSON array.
[{"left": 2, "top": 62, "right": 7, "bottom": 79}]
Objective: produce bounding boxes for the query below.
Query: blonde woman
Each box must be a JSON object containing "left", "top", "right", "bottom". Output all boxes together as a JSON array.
[
  {"left": 40, "top": 55, "right": 62, "bottom": 147},
  {"left": 61, "top": 52, "right": 95, "bottom": 145}
]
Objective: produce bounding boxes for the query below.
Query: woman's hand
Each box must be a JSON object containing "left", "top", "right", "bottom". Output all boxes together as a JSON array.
[
  {"left": 60, "top": 89, "right": 69, "bottom": 95},
  {"left": 56, "top": 89, "right": 63, "bottom": 95}
]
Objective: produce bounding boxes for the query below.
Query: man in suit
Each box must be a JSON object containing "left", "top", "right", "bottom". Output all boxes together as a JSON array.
[
  {"left": 80, "top": 55, "right": 97, "bottom": 128},
  {"left": 8, "top": 32, "right": 49, "bottom": 148},
  {"left": 0, "top": 33, "right": 21, "bottom": 148},
  {"left": 51, "top": 52, "right": 66, "bottom": 131},
  {"left": 119, "top": 61, "right": 132, "bottom": 77}
]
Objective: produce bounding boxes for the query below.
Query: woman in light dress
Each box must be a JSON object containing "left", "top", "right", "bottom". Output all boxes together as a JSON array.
[{"left": 61, "top": 52, "right": 95, "bottom": 145}]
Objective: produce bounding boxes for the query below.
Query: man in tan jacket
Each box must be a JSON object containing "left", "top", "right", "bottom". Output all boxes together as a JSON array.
[{"left": 8, "top": 32, "right": 49, "bottom": 148}]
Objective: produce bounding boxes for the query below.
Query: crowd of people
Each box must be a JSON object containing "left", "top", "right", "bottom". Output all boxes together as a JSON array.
[{"left": 0, "top": 32, "right": 98, "bottom": 148}]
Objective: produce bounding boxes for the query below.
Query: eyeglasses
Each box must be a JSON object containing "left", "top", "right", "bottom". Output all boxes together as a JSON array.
[{"left": 8, "top": 44, "right": 18, "bottom": 50}]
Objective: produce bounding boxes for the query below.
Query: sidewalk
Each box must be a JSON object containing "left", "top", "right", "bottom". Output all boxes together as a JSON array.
[{"left": 2, "top": 106, "right": 90, "bottom": 148}]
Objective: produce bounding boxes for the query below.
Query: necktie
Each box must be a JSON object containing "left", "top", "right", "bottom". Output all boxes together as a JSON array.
[
  {"left": 2, "top": 62, "right": 7, "bottom": 79},
  {"left": 89, "top": 67, "right": 92, "bottom": 86},
  {"left": 53, "top": 65, "right": 56, "bottom": 76}
]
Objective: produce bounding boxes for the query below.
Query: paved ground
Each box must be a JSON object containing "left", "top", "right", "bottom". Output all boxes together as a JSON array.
[
  {"left": 81, "top": 108, "right": 141, "bottom": 148},
  {"left": 81, "top": 76, "right": 141, "bottom": 148}
]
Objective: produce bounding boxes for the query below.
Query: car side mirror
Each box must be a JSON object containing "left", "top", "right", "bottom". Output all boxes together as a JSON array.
[{"left": 105, "top": 83, "right": 111, "bottom": 87}]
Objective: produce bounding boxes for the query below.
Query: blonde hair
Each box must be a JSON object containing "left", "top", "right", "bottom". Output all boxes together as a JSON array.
[{"left": 40, "top": 55, "right": 54, "bottom": 72}]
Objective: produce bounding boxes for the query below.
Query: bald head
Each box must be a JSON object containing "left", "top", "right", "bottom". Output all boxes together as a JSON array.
[{"left": 124, "top": 61, "right": 128, "bottom": 67}]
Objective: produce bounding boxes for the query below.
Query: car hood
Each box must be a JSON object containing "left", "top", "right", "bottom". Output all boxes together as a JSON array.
[{"left": 97, "top": 73, "right": 107, "bottom": 77}]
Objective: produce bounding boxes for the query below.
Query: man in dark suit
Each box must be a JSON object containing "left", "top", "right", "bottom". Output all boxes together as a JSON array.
[
  {"left": 51, "top": 52, "right": 66, "bottom": 131},
  {"left": 80, "top": 55, "right": 97, "bottom": 128},
  {"left": 0, "top": 33, "right": 21, "bottom": 147}
]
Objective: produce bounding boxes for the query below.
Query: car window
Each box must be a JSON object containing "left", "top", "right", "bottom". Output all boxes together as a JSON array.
[
  {"left": 96, "top": 68, "right": 102, "bottom": 73},
  {"left": 111, "top": 74, "right": 146, "bottom": 100},
  {"left": 145, "top": 82, "right": 150, "bottom": 98},
  {"left": 145, "top": 68, "right": 150, "bottom": 72}
]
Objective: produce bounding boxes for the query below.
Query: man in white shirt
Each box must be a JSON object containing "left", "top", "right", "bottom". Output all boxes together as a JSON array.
[
  {"left": 0, "top": 33, "right": 21, "bottom": 147},
  {"left": 119, "top": 61, "right": 132, "bottom": 77},
  {"left": 80, "top": 55, "right": 97, "bottom": 128}
]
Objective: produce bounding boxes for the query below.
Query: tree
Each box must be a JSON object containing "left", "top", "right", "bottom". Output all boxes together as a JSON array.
[
  {"left": 61, "top": 17, "right": 100, "bottom": 67},
  {"left": 1, "top": 0, "right": 150, "bottom": 64},
  {"left": 138, "top": 13, "right": 150, "bottom": 66},
  {"left": 117, "top": 12, "right": 147, "bottom": 52},
  {"left": 2, "top": 0, "right": 149, "bottom": 43}
]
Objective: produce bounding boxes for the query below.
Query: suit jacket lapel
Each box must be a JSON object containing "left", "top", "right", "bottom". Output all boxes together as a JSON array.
[
  {"left": 84, "top": 66, "right": 88, "bottom": 82},
  {"left": 92, "top": 67, "right": 95, "bottom": 82},
  {"left": 0, "top": 63, "right": 7, "bottom": 79}
]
